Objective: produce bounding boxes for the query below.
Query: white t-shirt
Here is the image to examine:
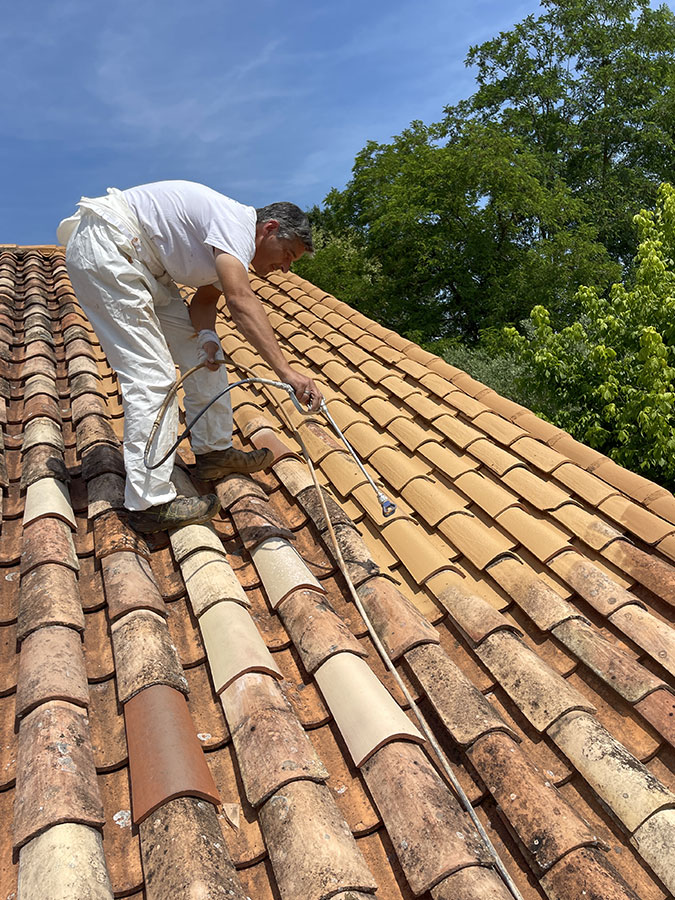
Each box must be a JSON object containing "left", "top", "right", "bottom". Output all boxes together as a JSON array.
[{"left": 123, "top": 180, "right": 257, "bottom": 287}]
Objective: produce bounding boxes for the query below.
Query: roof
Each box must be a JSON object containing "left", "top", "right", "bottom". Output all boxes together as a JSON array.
[{"left": 1, "top": 245, "right": 674, "bottom": 900}]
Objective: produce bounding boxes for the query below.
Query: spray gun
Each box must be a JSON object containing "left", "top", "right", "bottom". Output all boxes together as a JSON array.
[{"left": 144, "top": 369, "right": 397, "bottom": 520}]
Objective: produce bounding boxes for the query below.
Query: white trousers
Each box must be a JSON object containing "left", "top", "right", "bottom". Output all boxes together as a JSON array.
[{"left": 65, "top": 213, "right": 233, "bottom": 510}]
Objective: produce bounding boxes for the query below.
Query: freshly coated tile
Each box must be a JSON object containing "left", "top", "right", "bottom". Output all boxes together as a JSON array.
[
  {"left": 495, "top": 507, "right": 573, "bottom": 563},
  {"left": 200, "top": 600, "right": 282, "bottom": 692},
  {"left": 438, "top": 511, "right": 516, "bottom": 569},
  {"left": 598, "top": 494, "right": 675, "bottom": 545},
  {"left": 23, "top": 476, "right": 76, "bottom": 529},
  {"left": 314, "top": 652, "right": 423, "bottom": 767},
  {"left": 250, "top": 536, "right": 323, "bottom": 608}
]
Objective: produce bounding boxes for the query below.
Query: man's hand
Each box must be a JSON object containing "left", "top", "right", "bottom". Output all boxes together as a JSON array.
[
  {"left": 197, "top": 329, "right": 222, "bottom": 372},
  {"left": 283, "top": 368, "right": 323, "bottom": 412}
]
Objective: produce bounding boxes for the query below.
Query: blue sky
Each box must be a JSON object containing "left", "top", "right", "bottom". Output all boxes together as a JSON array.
[{"left": 2, "top": 0, "right": 545, "bottom": 244}]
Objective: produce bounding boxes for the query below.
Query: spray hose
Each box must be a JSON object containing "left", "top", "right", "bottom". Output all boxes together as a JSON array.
[{"left": 144, "top": 360, "right": 524, "bottom": 900}]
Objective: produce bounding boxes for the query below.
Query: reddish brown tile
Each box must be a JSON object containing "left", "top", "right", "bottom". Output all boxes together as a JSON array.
[
  {"left": 124, "top": 684, "right": 220, "bottom": 824},
  {"left": 259, "top": 780, "right": 377, "bottom": 900},
  {"left": 367, "top": 742, "right": 490, "bottom": 892},
  {"left": 101, "top": 551, "right": 167, "bottom": 622},
  {"left": 16, "top": 625, "right": 88, "bottom": 718},
  {"left": 88, "top": 678, "right": 128, "bottom": 771},
  {"left": 636, "top": 689, "right": 675, "bottom": 748},
  {"left": 111, "top": 610, "right": 189, "bottom": 703},
  {"left": 13, "top": 700, "right": 105, "bottom": 851}
]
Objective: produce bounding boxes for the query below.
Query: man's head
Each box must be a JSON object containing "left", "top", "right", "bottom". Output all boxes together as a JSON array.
[{"left": 252, "top": 202, "right": 313, "bottom": 276}]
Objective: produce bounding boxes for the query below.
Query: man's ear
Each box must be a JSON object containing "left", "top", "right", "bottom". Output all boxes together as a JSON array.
[{"left": 263, "top": 219, "right": 280, "bottom": 236}]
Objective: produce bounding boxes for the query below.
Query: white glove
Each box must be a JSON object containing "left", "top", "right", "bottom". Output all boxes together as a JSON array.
[{"left": 196, "top": 329, "right": 222, "bottom": 364}]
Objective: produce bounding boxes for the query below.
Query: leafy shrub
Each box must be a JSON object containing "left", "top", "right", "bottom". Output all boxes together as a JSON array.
[{"left": 506, "top": 183, "right": 675, "bottom": 489}]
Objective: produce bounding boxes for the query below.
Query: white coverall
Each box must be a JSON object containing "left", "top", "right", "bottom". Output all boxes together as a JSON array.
[{"left": 60, "top": 194, "right": 233, "bottom": 511}]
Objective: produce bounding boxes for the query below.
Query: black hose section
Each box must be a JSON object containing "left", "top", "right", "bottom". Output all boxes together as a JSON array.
[{"left": 144, "top": 370, "right": 267, "bottom": 470}]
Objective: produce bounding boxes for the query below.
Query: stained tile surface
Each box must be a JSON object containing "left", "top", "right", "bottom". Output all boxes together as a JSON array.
[{"left": 0, "top": 247, "right": 673, "bottom": 899}]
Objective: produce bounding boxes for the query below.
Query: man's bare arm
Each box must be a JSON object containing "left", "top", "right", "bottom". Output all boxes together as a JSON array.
[{"left": 212, "top": 250, "right": 322, "bottom": 410}]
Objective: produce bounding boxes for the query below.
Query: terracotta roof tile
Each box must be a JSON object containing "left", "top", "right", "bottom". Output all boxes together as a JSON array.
[
  {"left": 111, "top": 610, "right": 189, "bottom": 703},
  {"left": 548, "top": 710, "right": 675, "bottom": 832},
  {"left": 405, "top": 641, "right": 516, "bottom": 746},
  {"left": 427, "top": 569, "right": 519, "bottom": 645},
  {"left": 635, "top": 689, "right": 675, "bottom": 747},
  {"left": 13, "top": 700, "right": 105, "bottom": 852},
  {"left": 552, "top": 618, "right": 664, "bottom": 704},
  {"left": 221, "top": 672, "right": 328, "bottom": 806},
  {"left": 488, "top": 557, "right": 580, "bottom": 631},
  {"left": 438, "top": 511, "right": 516, "bottom": 569},
  {"left": 258, "top": 780, "right": 377, "bottom": 900},
  {"left": 454, "top": 470, "right": 520, "bottom": 518},
  {"left": 608, "top": 603, "right": 675, "bottom": 678},
  {"left": 495, "top": 506, "right": 573, "bottom": 562},
  {"left": 17, "top": 562, "right": 85, "bottom": 641},
  {"left": 16, "top": 624, "right": 88, "bottom": 718},
  {"left": 362, "top": 740, "right": 491, "bottom": 893},
  {"left": 277, "top": 587, "right": 367, "bottom": 672},
  {"left": 598, "top": 494, "right": 675, "bottom": 545},
  {"left": 3, "top": 248, "right": 672, "bottom": 898},
  {"left": 100, "top": 551, "right": 167, "bottom": 622},
  {"left": 124, "top": 683, "right": 220, "bottom": 824},
  {"left": 139, "top": 796, "right": 247, "bottom": 899},
  {"left": 356, "top": 576, "right": 439, "bottom": 659},
  {"left": 476, "top": 632, "right": 594, "bottom": 731},
  {"left": 314, "top": 653, "right": 423, "bottom": 767},
  {"left": 200, "top": 600, "right": 283, "bottom": 692}
]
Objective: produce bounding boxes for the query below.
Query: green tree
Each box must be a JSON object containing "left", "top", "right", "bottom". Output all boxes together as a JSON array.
[
  {"left": 506, "top": 182, "right": 675, "bottom": 488},
  {"left": 449, "top": 0, "right": 675, "bottom": 261},
  {"left": 297, "top": 0, "right": 675, "bottom": 343}
]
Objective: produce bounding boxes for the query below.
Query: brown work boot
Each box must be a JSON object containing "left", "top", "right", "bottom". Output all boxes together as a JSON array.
[
  {"left": 193, "top": 447, "right": 274, "bottom": 480},
  {"left": 127, "top": 493, "right": 220, "bottom": 534}
]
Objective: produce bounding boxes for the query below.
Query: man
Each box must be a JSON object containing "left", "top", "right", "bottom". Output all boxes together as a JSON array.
[{"left": 57, "top": 180, "right": 322, "bottom": 533}]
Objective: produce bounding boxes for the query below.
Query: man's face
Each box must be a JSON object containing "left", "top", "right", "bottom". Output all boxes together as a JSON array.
[{"left": 252, "top": 223, "right": 306, "bottom": 276}]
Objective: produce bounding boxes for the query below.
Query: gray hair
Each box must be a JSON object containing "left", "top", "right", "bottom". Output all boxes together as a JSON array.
[{"left": 256, "top": 202, "right": 314, "bottom": 253}]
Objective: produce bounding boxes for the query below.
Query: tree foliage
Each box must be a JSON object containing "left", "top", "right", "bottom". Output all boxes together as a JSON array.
[
  {"left": 506, "top": 182, "right": 675, "bottom": 488},
  {"left": 295, "top": 0, "right": 675, "bottom": 343}
]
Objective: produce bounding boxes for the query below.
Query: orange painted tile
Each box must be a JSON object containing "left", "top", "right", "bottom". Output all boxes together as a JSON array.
[
  {"left": 598, "top": 494, "right": 675, "bottom": 545},
  {"left": 495, "top": 507, "right": 573, "bottom": 563}
]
